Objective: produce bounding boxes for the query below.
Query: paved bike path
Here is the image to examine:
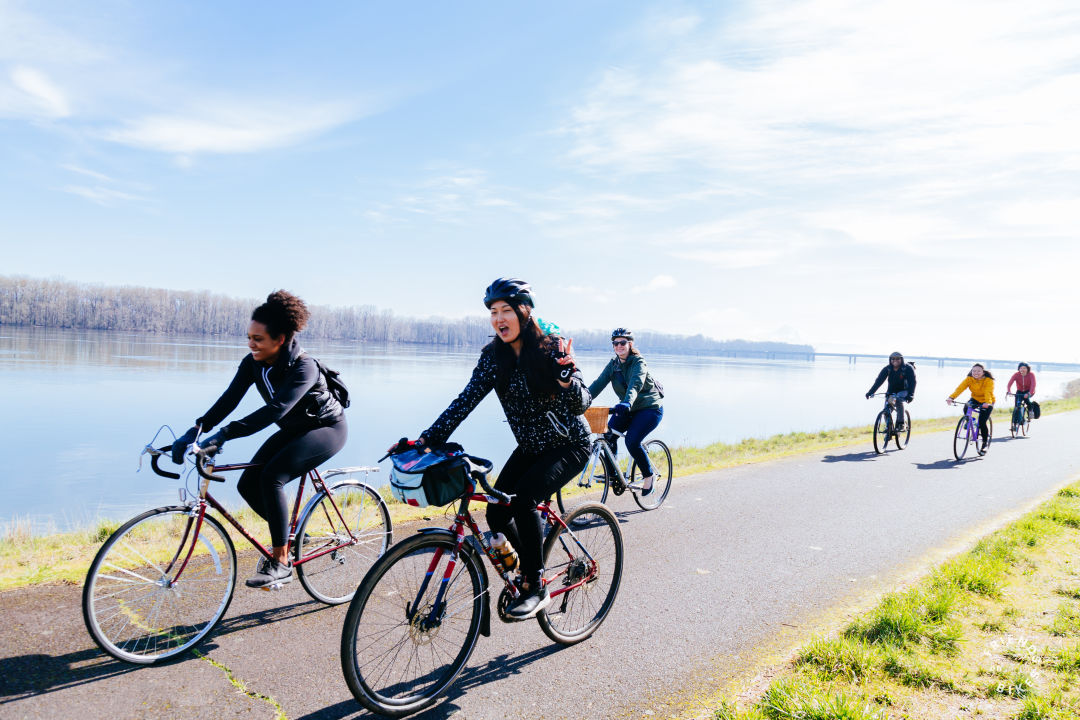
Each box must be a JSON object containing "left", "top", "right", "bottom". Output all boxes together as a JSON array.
[{"left": 4, "top": 411, "right": 1080, "bottom": 720}]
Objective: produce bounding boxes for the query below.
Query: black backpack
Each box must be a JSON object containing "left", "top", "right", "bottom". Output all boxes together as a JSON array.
[{"left": 310, "top": 356, "right": 350, "bottom": 409}]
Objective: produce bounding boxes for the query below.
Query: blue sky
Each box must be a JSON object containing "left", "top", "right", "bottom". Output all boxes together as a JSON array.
[{"left": 2, "top": 0, "right": 1079, "bottom": 360}]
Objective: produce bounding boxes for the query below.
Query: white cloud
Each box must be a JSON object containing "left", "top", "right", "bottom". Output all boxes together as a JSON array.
[
  {"left": 633, "top": 274, "right": 677, "bottom": 293},
  {"left": 61, "top": 164, "right": 112, "bottom": 182},
  {"left": 103, "top": 101, "right": 357, "bottom": 155},
  {"left": 62, "top": 185, "right": 144, "bottom": 205},
  {"left": 9, "top": 65, "right": 69, "bottom": 117}
]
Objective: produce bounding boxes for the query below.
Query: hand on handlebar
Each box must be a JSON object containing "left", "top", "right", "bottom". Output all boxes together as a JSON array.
[
  {"left": 381, "top": 437, "right": 425, "bottom": 461},
  {"left": 866, "top": 392, "right": 873, "bottom": 400},
  {"left": 197, "top": 430, "right": 228, "bottom": 457},
  {"left": 171, "top": 426, "right": 198, "bottom": 464}
]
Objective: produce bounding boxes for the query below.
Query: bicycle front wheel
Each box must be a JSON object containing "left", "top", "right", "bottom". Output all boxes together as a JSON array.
[
  {"left": 340, "top": 534, "right": 484, "bottom": 717},
  {"left": 873, "top": 411, "right": 890, "bottom": 454},
  {"left": 1023, "top": 407, "right": 1031, "bottom": 436},
  {"left": 295, "top": 481, "right": 392, "bottom": 605},
  {"left": 953, "top": 416, "right": 971, "bottom": 461},
  {"left": 894, "top": 411, "right": 911, "bottom": 450},
  {"left": 82, "top": 506, "right": 237, "bottom": 665},
  {"left": 631, "top": 439, "right": 673, "bottom": 510},
  {"left": 538, "top": 501, "right": 623, "bottom": 645}
]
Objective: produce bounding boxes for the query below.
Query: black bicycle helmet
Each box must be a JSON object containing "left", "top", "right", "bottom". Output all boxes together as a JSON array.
[
  {"left": 1018, "top": 361, "right": 1031, "bottom": 371},
  {"left": 483, "top": 277, "right": 534, "bottom": 308},
  {"left": 889, "top": 351, "right": 903, "bottom": 361},
  {"left": 611, "top": 328, "right": 634, "bottom": 342}
]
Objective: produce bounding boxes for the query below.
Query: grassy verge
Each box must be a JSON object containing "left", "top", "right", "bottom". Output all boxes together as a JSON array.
[
  {"left": 713, "top": 480, "right": 1080, "bottom": 720},
  {"left": 4, "top": 397, "right": 1079, "bottom": 592}
]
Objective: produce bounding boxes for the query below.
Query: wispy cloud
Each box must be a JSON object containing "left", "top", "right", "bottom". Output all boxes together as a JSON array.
[
  {"left": 632, "top": 274, "right": 676, "bottom": 293},
  {"left": 61, "top": 164, "right": 113, "bottom": 182},
  {"left": 62, "top": 185, "right": 145, "bottom": 206},
  {"left": 103, "top": 101, "right": 359, "bottom": 155},
  {"left": 8, "top": 65, "right": 69, "bottom": 117}
]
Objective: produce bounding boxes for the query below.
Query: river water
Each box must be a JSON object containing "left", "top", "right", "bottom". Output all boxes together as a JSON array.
[{"left": 3, "top": 325, "right": 1076, "bottom": 534}]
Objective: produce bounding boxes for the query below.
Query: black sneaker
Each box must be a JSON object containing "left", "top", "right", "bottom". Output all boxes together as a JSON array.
[
  {"left": 246, "top": 558, "right": 293, "bottom": 588},
  {"left": 507, "top": 586, "right": 550, "bottom": 619},
  {"left": 896, "top": 423, "right": 905, "bottom": 432}
]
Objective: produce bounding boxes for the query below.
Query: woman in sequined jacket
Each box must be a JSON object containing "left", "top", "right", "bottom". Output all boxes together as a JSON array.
[{"left": 418, "top": 278, "right": 591, "bottom": 620}]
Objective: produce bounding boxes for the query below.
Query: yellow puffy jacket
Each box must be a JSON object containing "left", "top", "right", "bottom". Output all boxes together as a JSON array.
[{"left": 950, "top": 376, "right": 995, "bottom": 405}]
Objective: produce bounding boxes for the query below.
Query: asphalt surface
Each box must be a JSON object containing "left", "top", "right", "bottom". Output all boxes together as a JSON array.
[{"left": 4, "top": 411, "right": 1080, "bottom": 720}]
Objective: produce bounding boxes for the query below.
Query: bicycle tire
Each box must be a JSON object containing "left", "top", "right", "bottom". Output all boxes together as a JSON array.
[
  {"left": 978, "top": 417, "right": 993, "bottom": 455},
  {"left": 294, "top": 480, "right": 392, "bottom": 605},
  {"left": 82, "top": 506, "right": 237, "bottom": 665},
  {"left": 953, "top": 416, "right": 971, "bottom": 461},
  {"left": 1023, "top": 406, "right": 1031, "bottom": 436},
  {"left": 340, "top": 533, "right": 484, "bottom": 717},
  {"left": 537, "top": 501, "right": 623, "bottom": 645},
  {"left": 557, "top": 442, "right": 613, "bottom": 517},
  {"left": 631, "top": 439, "right": 673, "bottom": 510},
  {"left": 873, "top": 410, "right": 891, "bottom": 454},
  {"left": 894, "top": 411, "right": 911, "bottom": 450}
]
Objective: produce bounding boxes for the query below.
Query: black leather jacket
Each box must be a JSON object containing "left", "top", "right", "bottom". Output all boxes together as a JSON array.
[{"left": 197, "top": 338, "right": 343, "bottom": 439}]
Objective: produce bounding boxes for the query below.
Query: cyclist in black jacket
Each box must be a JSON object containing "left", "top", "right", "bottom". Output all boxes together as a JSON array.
[
  {"left": 416, "top": 278, "right": 592, "bottom": 620},
  {"left": 865, "top": 351, "right": 917, "bottom": 431},
  {"left": 170, "top": 291, "right": 347, "bottom": 588}
]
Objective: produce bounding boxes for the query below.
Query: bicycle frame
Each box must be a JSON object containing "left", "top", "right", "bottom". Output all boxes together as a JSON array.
[
  {"left": 155, "top": 451, "right": 363, "bottom": 586},
  {"left": 407, "top": 490, "right": 598, "bottom": 631}
]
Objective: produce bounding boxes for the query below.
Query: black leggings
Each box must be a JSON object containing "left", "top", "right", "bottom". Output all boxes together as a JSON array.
[
  {"left": 486, "top": 444, "right": 589, "bottom": 585},
  {"left": 238, "top": 418, "right": 348, "bottom": 548}
]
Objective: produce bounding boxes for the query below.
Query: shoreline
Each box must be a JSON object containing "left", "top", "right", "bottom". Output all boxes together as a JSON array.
[{"left": 3, "top": 397, "right": 1078, "bottom": 591}]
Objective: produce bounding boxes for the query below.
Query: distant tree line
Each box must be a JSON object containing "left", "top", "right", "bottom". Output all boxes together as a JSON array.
[{"left": 0, "top": 275, "right": 814, "bottom": 355}]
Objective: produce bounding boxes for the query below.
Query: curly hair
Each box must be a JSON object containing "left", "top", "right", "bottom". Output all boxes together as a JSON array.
[{"left": 251, "top": 290, "right": 310, "bottom": 341}]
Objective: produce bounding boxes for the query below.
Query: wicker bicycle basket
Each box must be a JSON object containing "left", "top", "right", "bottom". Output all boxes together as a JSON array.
[{"left": 583, "top": 406, "right": 609, "bottom": 434}]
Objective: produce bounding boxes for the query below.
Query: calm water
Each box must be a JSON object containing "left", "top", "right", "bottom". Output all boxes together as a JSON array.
[{"left": 3, "top": 325, "right": 1076, "bottom": 534}]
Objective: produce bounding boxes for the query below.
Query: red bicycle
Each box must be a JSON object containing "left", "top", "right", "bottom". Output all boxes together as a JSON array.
[
  {"left": 82, "top": 429, "right": 392, "bottom": 665},
  {"left": 339, "top": 449, "right": 623, "bottom": 717}
]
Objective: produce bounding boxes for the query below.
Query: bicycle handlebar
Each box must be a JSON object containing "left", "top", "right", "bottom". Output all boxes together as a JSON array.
[
  {"left": 465, "top": 455, "right": 510, "bottom": 504},
  {"left": 149, "top": 445, "right": 182, "bottom": 480},
  {"left": 194, "top": 450, "right": 227, "bottom": 482}
]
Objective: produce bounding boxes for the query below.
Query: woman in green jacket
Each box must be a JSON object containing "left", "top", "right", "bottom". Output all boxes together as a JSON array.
[{"left": 588, "top": 328, "right": 664, "bottom": 495}]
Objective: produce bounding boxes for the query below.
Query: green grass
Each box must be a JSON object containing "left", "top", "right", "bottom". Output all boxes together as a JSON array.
[{"left": 712, "top": 477, "right": 1080, "bottom": 720}]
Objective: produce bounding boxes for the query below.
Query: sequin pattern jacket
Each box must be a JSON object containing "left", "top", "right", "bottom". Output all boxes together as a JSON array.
[{"left": 421, "top": 343, "right": 592, "bottom": 454}]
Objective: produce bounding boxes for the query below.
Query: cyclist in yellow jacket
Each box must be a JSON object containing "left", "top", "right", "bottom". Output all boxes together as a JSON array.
[{"left": 947, "top": 363, "right": 995, "bottom": 451}]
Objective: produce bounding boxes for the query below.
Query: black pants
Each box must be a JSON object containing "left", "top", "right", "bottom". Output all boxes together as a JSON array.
[
  {"left": 487, "top": 443, "right": 589, "bottom": 585},
  {"left": 238, "top": 417, "right": 348, "bottom": 548}
]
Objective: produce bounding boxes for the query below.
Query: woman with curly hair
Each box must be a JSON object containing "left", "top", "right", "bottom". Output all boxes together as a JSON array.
[
  {"left": 170, "top": 291, "right": 347, "bottom": 588},
  {"left": 414, "top": 278, "right": 592, "bottom": 619}
]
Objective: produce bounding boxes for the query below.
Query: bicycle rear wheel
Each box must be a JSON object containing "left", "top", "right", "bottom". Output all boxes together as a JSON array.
[
  {"left": 340, "top": 534, "right": 484, "bottom": 717},
  {"left": 557, "top": 443, "right": 613, "bottom": 517},
  {"left": 82, "top": 506, "right": 237, "bottom": 664},
  {"left": 295, "top": 481, "right": 392, "bottom": 605},
  {"left": 953, "top": 417, "right": 972, "bottom": 461},
  {"left": 894, "top": 411, "right": 911, "bottom": 450},
  {"left": 873, "top": 410, "right": 891, "bottom": 454},
  {"left": 631, "top": 439, "right": 673, "bottom": 510},
  {"left": 538, "top": 501, "right": 623, "bottom": 645}
]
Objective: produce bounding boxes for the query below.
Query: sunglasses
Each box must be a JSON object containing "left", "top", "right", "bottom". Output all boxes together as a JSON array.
[{"left": 612, "top": 340, "right": 628, "bottom": 347}]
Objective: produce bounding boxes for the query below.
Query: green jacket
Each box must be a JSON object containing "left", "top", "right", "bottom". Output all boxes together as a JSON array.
[{"left": 588, "top": 354, "right": 663, "bottom": 411}]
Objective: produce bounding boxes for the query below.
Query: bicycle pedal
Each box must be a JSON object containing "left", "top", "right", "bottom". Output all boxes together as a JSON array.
[{"left": 261, "top": 582, "right": 286, "bottom": 592}]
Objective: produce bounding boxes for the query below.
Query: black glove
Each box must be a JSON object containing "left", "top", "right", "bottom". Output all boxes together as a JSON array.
[
  {"left": 865, "top": 392, "right": 873, "bottom": 399},
  {"left": 171, "top": 426, "right": 198, "bottom": 464},
  {"left": 907, "top": 396, "right": 914, "bottom": 404},
  {"left": 549, "top": 336, "right": 576, "bottom": 382},
  {"left": 198, "top": 429, "right": 228, "bottom": 457}
]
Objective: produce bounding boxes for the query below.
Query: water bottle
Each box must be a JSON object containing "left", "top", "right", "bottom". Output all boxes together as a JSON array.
[{"left": 490, "top": 533, "right": 518, "bottom": 572}]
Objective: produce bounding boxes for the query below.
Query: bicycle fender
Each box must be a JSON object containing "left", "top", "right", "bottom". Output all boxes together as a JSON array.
[{"left": 417, "top": 528, "right": 492, "bottom": 637}]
